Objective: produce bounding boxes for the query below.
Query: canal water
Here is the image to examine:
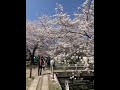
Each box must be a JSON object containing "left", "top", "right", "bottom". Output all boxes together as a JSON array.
[{"left": 58, "top": 76, "right": 94, "bottom": 90}]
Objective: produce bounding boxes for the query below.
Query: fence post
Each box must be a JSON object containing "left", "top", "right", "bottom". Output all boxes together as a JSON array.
[{"left": 30, "top": 66, "right": 32, "bottom": 78}]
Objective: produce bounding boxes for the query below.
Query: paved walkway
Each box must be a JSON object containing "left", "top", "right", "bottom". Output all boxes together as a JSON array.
[
  {"left": 26, "top": 68, "right": 38, "bottom": 78},
  {"left": 39, "top": 69, "right": 51, "bottom": 90},
  {"left": 41, "top": 74, "right": 49, "bottom": 90},
  {"left": 28, "top": 69, "right": 51, "bottom": 90},
  {"left": 26, "top": 68, "right": 38, "bottom": 90},
  {"left": 28, "top": 76, "right": 40, "bottom": 90},
  {"left": 41, "top": 70, "right": 51, "bottom": 90}
]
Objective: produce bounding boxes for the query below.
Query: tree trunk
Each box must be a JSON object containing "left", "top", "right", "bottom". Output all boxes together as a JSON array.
[
  {"left": 30, "top": 67, "right": 32, "bottom": 78},
  {"left": 26, "top": 47, "right": 32, "bottom": 78},
  {"left": 31, "top": 44, "right": 38, "bottom": 65},
  {"left": 29, "top": 44, "right": 38, "bottom": 78},
  {"left": 27, "top": 44, "right": 38, "bottom": 78}
]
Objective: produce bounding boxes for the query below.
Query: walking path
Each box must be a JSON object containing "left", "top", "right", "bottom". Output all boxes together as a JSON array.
[
  {"left": 26, "top": 68, "right": 38, "bottom": 90},
  {"left": 28, "top": 76, "right": 40, "bottom": 90},
  {"left": 41, "top": 70, "right": 51, "bottom": 90},
  {"left": 41, "top": 74, "right": 49, "bottom": 90},
  {"left": 28, "top": 69, "right": 51, "bottom": 90}
]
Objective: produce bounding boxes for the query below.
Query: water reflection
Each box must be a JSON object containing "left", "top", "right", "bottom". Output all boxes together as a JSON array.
[{"left": 58, "top": 77, "right": 94, "bottom": 90}]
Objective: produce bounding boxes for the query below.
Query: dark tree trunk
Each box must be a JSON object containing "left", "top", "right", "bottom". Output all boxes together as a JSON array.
[
  {"left": 27, "top": 44, "right": 38, "bottom": 78},
  {"left": 26, "top": 47, "right": 32, "bottom": 61},
  {"left": 29, "top": 67, "right": 32, "bottom": 78},
  {"left": 26, "top": 48, "right": 32, "bottom": 78},
  {"left": 29, "top": 44, "right": 38, "bottom": 78},
  {"left": 31, "top": 44, "right": 38, "bottom": 65}
]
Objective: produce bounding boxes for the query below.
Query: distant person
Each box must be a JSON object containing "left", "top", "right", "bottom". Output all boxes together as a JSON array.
[
  {"left": 42, "top": 56, "right": 45, "bottom": 70},
  {"left": 47, "top": 56, "right": 50, "bottom": 68},
  {"left": 50, "top": 59, "right": 54, "bottom": 70},
  {"left": 84, "top": 59, "right": 90, "bottom": 71},
  {"left": 38, "top": 55, "right": 44, "bottom": 76},
  {"left": 65, "top": 80, "right": 69, "bottom": 90},
  {"left": 50, "top": 58, "right": 55, "bottom": 78},
  {"left": 87, "top": 59, "right": 90, "bottom": 67}
]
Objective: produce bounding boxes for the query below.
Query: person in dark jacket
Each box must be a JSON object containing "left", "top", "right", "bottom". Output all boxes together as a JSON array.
[
  {"left": 38, "top": 55, "right": 44, "bottom": 76},
  {"left": 47, "top": 56, "right": 50, "bottom": 68}
]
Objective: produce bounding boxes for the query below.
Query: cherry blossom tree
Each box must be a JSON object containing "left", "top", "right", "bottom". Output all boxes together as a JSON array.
[
  {"left": 53, "top": 1, "right": 94, "bottom": 60},
  {"left": 26, "top": 0, "right": 94, "bottom": 64},
  {"left": 73, "top": 0, "right": 94, "bottom": 56}
]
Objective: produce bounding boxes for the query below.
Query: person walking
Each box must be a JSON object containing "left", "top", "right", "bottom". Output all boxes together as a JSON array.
[
  {"left": 38, "top": 55, "right": 44, "bottom": 76},
  {"left": 47, "top": 56, "right": 50, "bottom": 69},
  {"left": 50, "top": 58, "right": 55, "bottom": 78},
  {"left": 84, "top": 58, "right": 90, "bottom": 71}
]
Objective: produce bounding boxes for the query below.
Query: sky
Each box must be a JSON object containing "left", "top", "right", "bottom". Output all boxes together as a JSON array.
[{"left": 26, "top": 0, "right": 86, "bottom": 21}]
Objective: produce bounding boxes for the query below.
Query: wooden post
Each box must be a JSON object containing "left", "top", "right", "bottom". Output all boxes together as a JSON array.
[{"left": 30, "top": 66, "right": 32, "bottom": 78}]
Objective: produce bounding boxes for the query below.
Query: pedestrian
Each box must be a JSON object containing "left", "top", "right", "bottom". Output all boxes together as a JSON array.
[
  {"left": 38, "top": 55, "right": 44, "bottom": 76},
  {"left": 42, "top": 56, "right": 45, "bottom": 70},
  {"left": 50, "top": 58, "right": 54, "bottom": 78},
  {"left": 84, "top": 58, "right": 90, "bottom": 71},
  {"left": 47, "top": 56, "right": 50, "bottom": 69}
]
